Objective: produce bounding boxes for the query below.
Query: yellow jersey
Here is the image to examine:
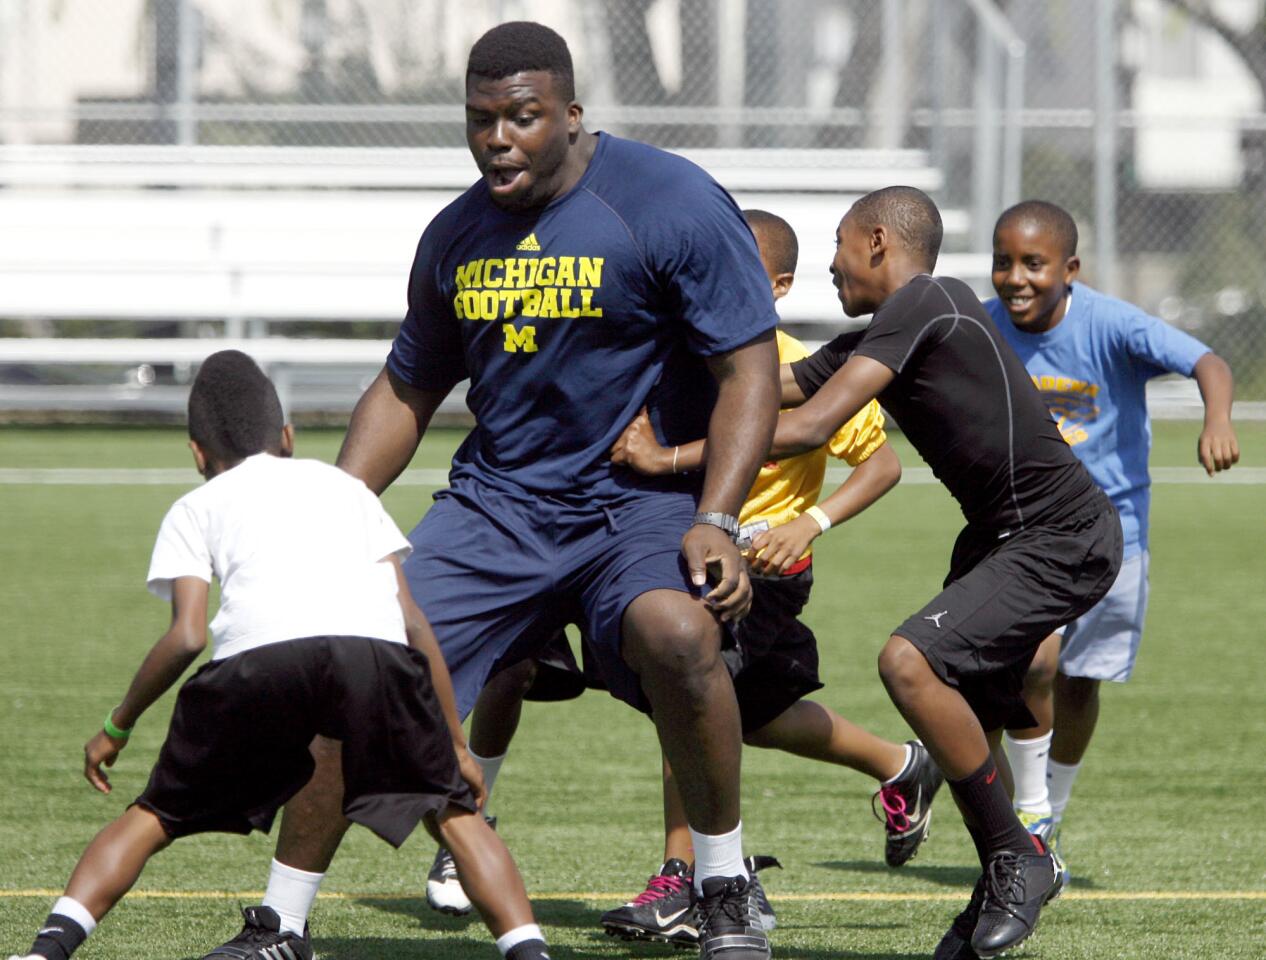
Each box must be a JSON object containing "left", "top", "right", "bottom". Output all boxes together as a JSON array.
[{"left": 738, "top": 330, "right": 887, "bottom": 559}]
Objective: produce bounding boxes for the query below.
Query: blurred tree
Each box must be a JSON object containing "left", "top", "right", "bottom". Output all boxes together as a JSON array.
[{"left": 1163, "top": 1, "right": 1266, "bottom": 98}]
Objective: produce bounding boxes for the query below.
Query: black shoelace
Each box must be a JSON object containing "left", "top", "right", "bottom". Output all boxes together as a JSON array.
[
  {"left": 698, "top": 882, "right": 749, "bottom": 936},
  {"left": 983, "top": 852, "right": 1034, "bottom": 931}
]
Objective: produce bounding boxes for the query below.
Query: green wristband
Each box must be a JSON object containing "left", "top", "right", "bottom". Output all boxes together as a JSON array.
[{"left": 103, "top": 710, "right": 132, "bottom": 740}]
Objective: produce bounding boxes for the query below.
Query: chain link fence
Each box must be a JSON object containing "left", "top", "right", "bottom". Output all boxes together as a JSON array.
[{"left": 1, "top": 0, "right": 1263, "bottom": 397}]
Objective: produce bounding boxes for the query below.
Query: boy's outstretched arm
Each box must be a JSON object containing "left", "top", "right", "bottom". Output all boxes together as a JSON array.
[
  {"left": 769, "top": 356, "right": 895, "bottom": 458},
  {"left": 84, "top": 577, "right": 208, "bottom": 794},
  {"left": 780, "top": 362, "right": 806, "bottom": 405},
  {"left": 1192, "top": 352, "right": 1239, "bottom": 475},
  {"left": 389, "top": 557, "right": 486, "bottom": 808},
  {"left": 748, "top": 442, "right": 902, "bottom": 576}
]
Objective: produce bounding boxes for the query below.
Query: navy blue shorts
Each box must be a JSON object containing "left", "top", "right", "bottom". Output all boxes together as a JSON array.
[{"left": 402, "top": 482, "right": 705, "bottom": 717}]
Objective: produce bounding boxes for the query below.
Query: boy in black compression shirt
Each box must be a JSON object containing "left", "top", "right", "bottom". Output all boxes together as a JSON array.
[{"left": 771, "top": 187, "right": 1122, "bottom": 960}]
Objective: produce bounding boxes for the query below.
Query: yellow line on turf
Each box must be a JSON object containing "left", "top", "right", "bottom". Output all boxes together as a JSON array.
[{"left": 2, "top": 889, "right": 1265, "bottom": 902}]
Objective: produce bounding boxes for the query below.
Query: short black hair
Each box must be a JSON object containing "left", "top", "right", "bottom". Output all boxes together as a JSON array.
[
  {"left": 187, "top": 350, "right": 284, "bottom": 464},
  {"left": 849, "top": 186, "right": 943, "bottom": 269},
  {"left": 995, "top": 200, "right": 1079, "bottom": 259},
  {"left": 744, "top": 209, "right": 799, "bottom": 276},
  {"left": 467, "top": 21, "right": 575, "bottom": 101}
]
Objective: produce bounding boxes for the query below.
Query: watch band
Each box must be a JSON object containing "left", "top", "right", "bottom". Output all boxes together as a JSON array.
[{"left": 692, "top": 511, "right": 740, "bottom": 541}]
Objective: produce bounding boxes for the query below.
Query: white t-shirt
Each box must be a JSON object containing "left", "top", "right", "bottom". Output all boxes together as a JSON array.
[{"left": 147, "top": 454, "right": 412, "bottom": 660}]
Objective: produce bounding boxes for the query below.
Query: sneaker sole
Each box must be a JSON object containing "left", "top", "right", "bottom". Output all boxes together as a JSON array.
[
  {"left": 602, "top": 921, "right": 698, "bottom": 947},
  {"left": 425, "top": 898, "right": 472, "bottom": 917}
]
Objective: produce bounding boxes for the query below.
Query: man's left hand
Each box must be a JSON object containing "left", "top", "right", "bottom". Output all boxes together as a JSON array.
[{"left": 681, "top": 522, "right": 751, "bottom": 622}]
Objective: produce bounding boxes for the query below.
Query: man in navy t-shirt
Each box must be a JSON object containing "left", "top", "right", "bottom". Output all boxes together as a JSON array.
[{"left": 203, "top": 21, "right": 782, "bottom": 960}]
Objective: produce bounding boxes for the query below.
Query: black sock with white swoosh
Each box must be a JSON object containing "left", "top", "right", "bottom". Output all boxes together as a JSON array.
[{"left": 27, "top": 913, "right": 88, "bottom": 960}]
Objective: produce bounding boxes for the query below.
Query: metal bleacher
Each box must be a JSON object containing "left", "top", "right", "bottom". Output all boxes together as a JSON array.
[{"left": 0, "top": 144, "right": 986, "bottom": 418}]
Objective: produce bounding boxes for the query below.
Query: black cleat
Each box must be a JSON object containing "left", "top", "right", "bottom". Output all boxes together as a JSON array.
[
  {"left": 873, "top": 740, "right": 945, "bottom": 867},
  {"left": 742, "top": 855, "right": 781, "bottom": 931},
  {"left": 200, "top": 906, "right": 312, "bottom": 960},
  {"left": 933, "top": 875, "right": 984, "bottom": 960},
  {"left": 970, "top": 848, "right": 1063, "bottom": 959},
  {"left": 696, "top": 875, "right": 771, "bottom": 960},
  {"left": 601, "top": 859, "right": 697, "bottom": 946}
]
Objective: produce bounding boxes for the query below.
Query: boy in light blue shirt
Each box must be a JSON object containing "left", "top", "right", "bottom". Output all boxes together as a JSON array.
[{"left": 985, "top": 200, "right": 1238, "bottom": 873}]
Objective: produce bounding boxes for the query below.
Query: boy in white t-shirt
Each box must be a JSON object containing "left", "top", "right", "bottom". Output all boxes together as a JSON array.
[{"left": 8, "top": 351, "right": 550, "bottom": 960}]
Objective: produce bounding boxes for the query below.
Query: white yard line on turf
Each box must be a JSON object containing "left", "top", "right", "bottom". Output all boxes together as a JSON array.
[
  {"left": 2, "top": 467, "right": 1265, "bottom": 486},
  {"left": 1, "top": 889, "right": 1265, "bottom": 902}
]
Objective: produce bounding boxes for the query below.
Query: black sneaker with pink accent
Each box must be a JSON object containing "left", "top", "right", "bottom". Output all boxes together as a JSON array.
[
  {"left": 872, "top": 740, "right": 945, "bottom": 867},
  {"left": 601, "top": 859, "right": 698, "bottom": 946}
]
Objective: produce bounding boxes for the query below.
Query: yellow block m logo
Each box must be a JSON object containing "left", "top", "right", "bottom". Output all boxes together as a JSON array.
[{"left": 502, "top": 323, "right": 538, "bottom": 353}]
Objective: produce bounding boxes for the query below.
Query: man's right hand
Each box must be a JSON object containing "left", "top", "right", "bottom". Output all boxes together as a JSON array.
[{"left": 610, "top": 408, "right": 673, "bottom": 476}]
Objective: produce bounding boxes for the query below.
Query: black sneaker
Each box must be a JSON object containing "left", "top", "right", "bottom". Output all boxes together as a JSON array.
[
  {"left": 970, "top": 848, "right": 1063, "bottom": 959},
  {"left": 601, "top": 858, "right": 697, "bottom": 946},
  {"left": 933, "top": 875, "right": 985, "bottom": 960},
  {"left": 696, "top": 875, "right": 772, "bottom": 960},
  {"left": 200, "top": 906, "right": 313, "bottom": 960},
  {"left": 743, "top": 855, "right": 782, "bottom": 932},
  {"left": 872, "top": 740, "right": 945, "bottom": 867}
]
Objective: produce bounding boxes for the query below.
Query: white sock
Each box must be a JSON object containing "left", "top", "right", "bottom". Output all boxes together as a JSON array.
[
  {"left": 51, "top": 896, "right": 97, "bottom": 937},
  {"left": 1003, "top": 731, "right": 1053, "bottom": 815},
  {"left": 471, "top": 750, "right": 506, "bottom": 816},
  {"left": 689, "top": 821, "right": 749, "bottom": 895},
  {"left": 496, "top": 922, "right": 546, "bottom": 955},
  {"left": 1047, "top": 758, "right": 1082, "bottom": 823},
  {"left": 262, "top": 858, "right": 325, "bottom": 935},
  {"left": 881, "top": 743, "right": 915, "bottom": 785}
]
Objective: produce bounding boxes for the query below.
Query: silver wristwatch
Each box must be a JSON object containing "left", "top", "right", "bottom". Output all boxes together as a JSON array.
[{"left": 692, "top": 511, "right": 741, "bottom": 542}]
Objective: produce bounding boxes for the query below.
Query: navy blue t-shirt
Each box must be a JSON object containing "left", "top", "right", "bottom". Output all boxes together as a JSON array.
[{"left": 388, "top": 133, "right": 778, "bottom": 503}]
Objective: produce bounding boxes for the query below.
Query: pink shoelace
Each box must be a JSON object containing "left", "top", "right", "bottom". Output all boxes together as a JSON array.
[
  {"left": 874, "top": 784, "right": 912, "bottom": 832},
  {"left": 631, "top": 873, "right": 688, "bottom": 905}
]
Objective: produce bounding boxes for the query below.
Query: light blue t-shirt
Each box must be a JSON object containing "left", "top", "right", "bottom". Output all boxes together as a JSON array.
[{"left": 986, "top": 283, "right": 1210, "bottom": 556}]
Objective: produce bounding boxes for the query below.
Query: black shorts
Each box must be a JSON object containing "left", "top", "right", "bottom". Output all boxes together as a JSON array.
[
  {"left": 135, "top": 636, "right": 476, "bottom": 847},
  {"left": 521, "top": 630, "right": 607, "bottom": 702},
  {"left": 731, "top": 568, "right": 824, "bottom": 735},
  {"left": 894, "top": 505, "right": 1122, "bottom": 731}
]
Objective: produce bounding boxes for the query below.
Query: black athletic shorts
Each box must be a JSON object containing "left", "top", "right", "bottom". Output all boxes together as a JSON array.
[
  {"left": 731, "top": 567, "right": 824, "bottom": 735},
  {"left": 522, "top": 630, "right": 607, "bottom": 702},
  {"left": 894, "top": 504, "right": 1123, "bottom": 732},
  {"left": 135, "top": 636, "right": 476, "bottom": 847}
]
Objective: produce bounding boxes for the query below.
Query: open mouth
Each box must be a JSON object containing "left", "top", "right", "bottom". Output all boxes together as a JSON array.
[
  {"left": 1004, "top": 294, "right": 1035, "bottom": 313},
  {"left": 487, "top": 166, "right": 527, "bottom": 193}
]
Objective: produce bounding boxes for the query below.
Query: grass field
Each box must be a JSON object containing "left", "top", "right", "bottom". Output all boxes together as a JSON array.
[{"left": 2, "top": 422, "right": 1264, "bottom": 959}]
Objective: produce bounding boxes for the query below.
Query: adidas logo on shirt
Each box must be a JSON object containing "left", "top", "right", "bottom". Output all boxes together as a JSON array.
[{"left": 516, "top": 232, "right": 541, "bottom": 251}]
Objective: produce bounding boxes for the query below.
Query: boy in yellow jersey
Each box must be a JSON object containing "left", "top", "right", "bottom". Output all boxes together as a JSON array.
[{"left": 600, "top": 210, "right": 944, "bottom": 947}]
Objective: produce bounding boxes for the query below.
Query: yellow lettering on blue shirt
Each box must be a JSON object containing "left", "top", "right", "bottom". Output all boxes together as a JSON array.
[
  {"left": 503, "top": 323, "right": 538, "bottom": 353},
  {"left": 450, "top": 255, "right": 606, "bottom": 333},
  {"left": 1032, "top": 374, "right": 1101, "bottom": 447}
]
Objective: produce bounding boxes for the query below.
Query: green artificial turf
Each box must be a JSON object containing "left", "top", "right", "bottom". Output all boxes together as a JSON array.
[{"left": 1, "top": 423, "right": 1263, "bottom": 958}]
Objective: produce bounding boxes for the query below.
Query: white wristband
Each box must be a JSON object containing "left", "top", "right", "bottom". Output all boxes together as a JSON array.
[
  {"left": 672, "top": 445, "right": 681, "bottom": 474},
  {"left": 805, "top": 505, "right": 832, "bottom": 533}
]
